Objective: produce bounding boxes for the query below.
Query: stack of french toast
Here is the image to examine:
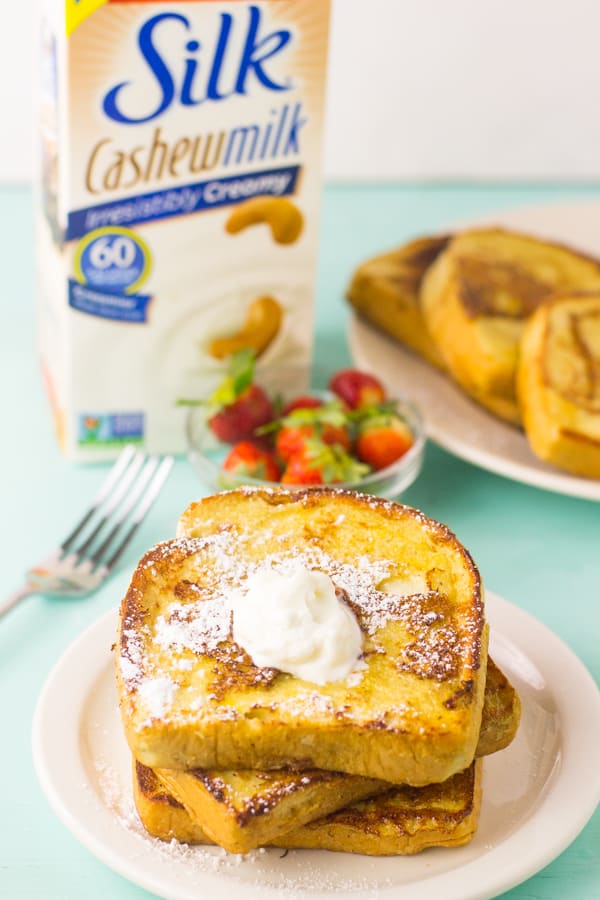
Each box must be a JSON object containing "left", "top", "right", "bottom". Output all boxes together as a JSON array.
[
  {"left": 348, "top": 227, "right": 600, "bottom": 478},
  {"left": 116, "top": 487, "right": 520, "bottom": 856}
]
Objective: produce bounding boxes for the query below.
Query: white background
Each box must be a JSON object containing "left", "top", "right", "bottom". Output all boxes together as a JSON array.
[{"left": 4, "top": 0, "right": 600, "bottom": 182}]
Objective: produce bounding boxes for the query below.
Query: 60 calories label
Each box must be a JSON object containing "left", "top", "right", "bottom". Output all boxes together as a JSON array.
[
  {"left": 69, "top": 227, "right": 153, "bottom": 323},
  {"left": 74, "top": 227, "right": 152, "bottom": 293}
]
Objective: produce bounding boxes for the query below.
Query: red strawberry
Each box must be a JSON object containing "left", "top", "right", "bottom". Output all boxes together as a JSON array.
[
  {"left": 271, "top": 402, "right": 351, "bottom": 462},
  {"left": 194, "top": 349, "right": 276, "bottom": 444},
  {"left": 280, "top": 451, "right": 327, "bottom": 485},
  {"left": 329, "top": 369, "right": 387, "bottom": 409},
  {"left": 209, "top": 383, "right": 274, "bottom": 444},
  {"left": 281, "top": 395, "right": 324, "bottom": 415},
  {"left": 222, "top": 441, "right": 280, "bottom": 482},
  {"left": 281, "top": 440, "right": 370, "bottom": 486},
  {"left": 355, "top": 414, "right": 413, "bottom": 470},
  {"left": 276, "top": 420, "right": 350, "bottom": 462}
]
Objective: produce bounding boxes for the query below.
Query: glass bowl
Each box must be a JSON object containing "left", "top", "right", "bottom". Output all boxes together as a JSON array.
[{"left": 185, "top": 370, "right": 426, "bottom": 499}]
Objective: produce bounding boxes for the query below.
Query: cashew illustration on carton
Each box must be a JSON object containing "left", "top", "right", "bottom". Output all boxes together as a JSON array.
[
  {"left": 225, "top": 196, "right": 304, "bottom": 245},
  {"left": 208, "top": 296, "right": 284, "bottom": 359}
]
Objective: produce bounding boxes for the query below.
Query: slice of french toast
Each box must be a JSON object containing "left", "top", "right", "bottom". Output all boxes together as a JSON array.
[
  {"left": 346, "top": 234, "right": 450, "bottom": 368},
  {"left": 117, "top": 488, "right": 487, "bottom": 785},
  {"left": 152, "top": 657, "right": 517, "bottom": 853},
  {"left": 518, "top": 291, "right": 600, "bottom": 477},
  {"left": 153, "top": 765, "right": 384, "bottom": 853},
  {"left": 420, "top": 228, "right": 600, "bottom": 425},
  {"left": 133, "top": 759, "right": 483, "bottom": 855},
  {"left": 476, "top": 656, "right": 521, "bottom": 757}
]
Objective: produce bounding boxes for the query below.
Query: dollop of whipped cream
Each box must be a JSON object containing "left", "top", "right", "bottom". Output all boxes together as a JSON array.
[{"left": 228, "top": 563, "right": 363, "bottom": 685}]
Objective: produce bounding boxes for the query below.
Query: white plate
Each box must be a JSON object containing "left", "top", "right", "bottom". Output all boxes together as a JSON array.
[
  {"left": 33, "top": 592, "right": 600, "bottom": 900},
  {"left": 349, "top": 199, "right": 600, "bottom": 501}
]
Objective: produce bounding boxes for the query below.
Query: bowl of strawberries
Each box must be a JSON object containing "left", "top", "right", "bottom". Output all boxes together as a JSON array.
[{"left": 182, "top": 351, "right": 425, "bottom": 498}]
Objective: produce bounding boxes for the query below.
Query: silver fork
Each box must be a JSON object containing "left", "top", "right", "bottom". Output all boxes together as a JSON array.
[{"left": 2, "top": 445, "right": 174, "bottom": 619}]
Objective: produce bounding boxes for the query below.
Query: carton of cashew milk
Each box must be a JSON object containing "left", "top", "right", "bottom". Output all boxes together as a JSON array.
[{"left": 37, "top": 0, "right": 331, "bottom": 459}]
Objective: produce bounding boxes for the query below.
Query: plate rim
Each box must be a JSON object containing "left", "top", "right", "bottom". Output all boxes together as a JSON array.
[{"left": 32, "top": 592, "right": 600, "bottom": 900}]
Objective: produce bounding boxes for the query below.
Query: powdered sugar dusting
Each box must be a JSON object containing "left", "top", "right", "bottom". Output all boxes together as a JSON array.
[
  {"left": 119, "top": 627, "right": 144, "bottom": 685},
  {"left": 138, "top": 676, "right": 177, "bottom": 720},
  {"left": 156, "top": 598, "right": 231, "bottom": 657},
  {"left": 118, "top": 522, "right": 478, "bottom": 723}
]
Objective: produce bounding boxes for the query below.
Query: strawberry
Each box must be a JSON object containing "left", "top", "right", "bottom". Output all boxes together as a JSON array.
[
  {"left": 273, "top": 402, "right": 351, "bottom": 462},
  {"left": 281, "top": 395, "right": 324, "bottom": 415},
  {"left": 281, "top": 439, "right": 370, "bottom": 485},
  {"left": 355, "top": 413, "right": 414, "bottom": 471},
  {"left": 276, "top": 421, "right": 350, "bottom": 462},
  {"left": 329, "top": 369, "right": 387, "bottom": 410},
  {"left": 193, "top": 349, "right": 274, "bottom": 444},
  {"left": 222, "top": 441, "right": 280, "bottom": 482},
  {"left": 209, "top": 383, "right": 273, "bottom": 444},
  {"left": 280, "top": 451, "right": 327, "bottom": 485}
]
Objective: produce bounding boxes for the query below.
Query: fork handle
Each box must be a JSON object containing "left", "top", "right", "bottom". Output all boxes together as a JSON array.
[{"left": 0, "top": 585, "right": 35, "bottom": 619}]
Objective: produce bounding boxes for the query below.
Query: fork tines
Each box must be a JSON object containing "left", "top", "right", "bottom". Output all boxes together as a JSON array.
[{"left": 61, "top": 446, "right": 174, "bottom": 574}]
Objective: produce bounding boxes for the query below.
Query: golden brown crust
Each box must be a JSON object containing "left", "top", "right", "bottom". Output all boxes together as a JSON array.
[
  {"left": 288, "top": 761, "right": 483, "bottom": 855},
  {"left": 457, "top": 255, "right": 549, "bottom": 319},
  {"left": 346, "top": 235, "right": 450, "bottom": 368},
  {"left": 135, "top": 759, "right": 183, "bottom": 809},
  {"left": 477, "top": 658, "right": 521, "bottom": 756},
  {"left": 451, "top": 228, "right": 600, "bottom": 319},
  {"left": 154, "top": 765, "right": 385, "bottom": 853},
  {"left": 518, "top": 291, "right": 600, "bottom": 477},
  {"left": 133, "top": 760, "right": 207, "bottom": 845}
]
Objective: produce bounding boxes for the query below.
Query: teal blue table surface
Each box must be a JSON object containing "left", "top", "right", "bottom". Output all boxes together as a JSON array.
[{"left": 1, "top": 182, "right": 599, "bottom": 899}]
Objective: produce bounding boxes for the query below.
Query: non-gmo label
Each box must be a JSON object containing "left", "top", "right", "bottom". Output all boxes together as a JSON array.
[
  {"left": 78, "top": 412, "right": 144, "bottom": 447},
  {"left": 74, "top": 226, "right": 151, "bottom": 294}
]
